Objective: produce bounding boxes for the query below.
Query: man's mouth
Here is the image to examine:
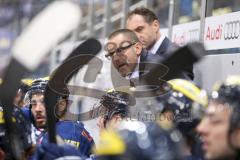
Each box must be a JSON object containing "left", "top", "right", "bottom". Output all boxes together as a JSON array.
[
  {"left": 36, "top": 116, "right": 45, "bottom": 122},
  {"left": 202, "top": 140, "right": 210, "bottom": 151},
  {"left": 118, "top": 63, "right": 126, "bottom": 70}
]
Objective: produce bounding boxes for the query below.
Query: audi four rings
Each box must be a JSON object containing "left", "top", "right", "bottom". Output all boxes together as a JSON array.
[{"left": 224, "top": 20, "right": 240, "bottom": 40}]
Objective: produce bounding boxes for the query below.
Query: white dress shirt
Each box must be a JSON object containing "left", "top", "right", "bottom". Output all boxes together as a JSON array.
[{"left": 149, "top": 34, "right": 166, "bottom": 55}]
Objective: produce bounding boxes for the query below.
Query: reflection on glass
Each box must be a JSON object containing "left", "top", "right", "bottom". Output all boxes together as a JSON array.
[
  {"left": 174, "top": 0, "right": 201, "bottom": 24},
  {"left": 206, "top": 0, "right": 240, "bottom": 17},
  {"left": 154, "top": 0, "right": 170, "bottom": 28},
  {"left": 205, "top": 0, "right": 240, "bottom": 55}
]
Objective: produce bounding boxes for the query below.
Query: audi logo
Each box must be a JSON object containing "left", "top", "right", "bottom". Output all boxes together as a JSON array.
[{"left": 224, "top": 20, "right": 240, "bottom": 40}]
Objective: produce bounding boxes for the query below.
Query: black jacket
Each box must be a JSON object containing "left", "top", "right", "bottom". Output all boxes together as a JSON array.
[
  {"left": 139, "top": 37, "right": 194, "bottom": 81},
  {"left": 138, "top": 41, "right": 194, "bottom": 82}
]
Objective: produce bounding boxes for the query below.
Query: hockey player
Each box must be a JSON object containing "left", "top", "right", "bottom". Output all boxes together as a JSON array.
[{"left": 26, "top": 78, "right": 94, "bottom": 157}]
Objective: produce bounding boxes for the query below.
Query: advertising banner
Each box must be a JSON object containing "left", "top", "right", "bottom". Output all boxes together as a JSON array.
[
  {"left": 204, "top": 11, "right": 240, "bottom": 50},
  {"left": 172, "top": 21, "right": 200, "bottom": 46}
]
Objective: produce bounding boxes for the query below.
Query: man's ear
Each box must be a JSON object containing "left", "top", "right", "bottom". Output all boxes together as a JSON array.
[
  {"left": 152, "top": 20, "right": 160, "bottom": 32},
  {"left": 134, "top": 42, "right": 143, "bottom": 56}
]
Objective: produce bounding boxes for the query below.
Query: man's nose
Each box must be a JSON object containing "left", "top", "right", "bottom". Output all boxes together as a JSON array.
[
  {"left": 196, "top": 119, "right": 208, "bottom": 135},
  {"left": 135, "top": 32, "right": 142, "bottom": 39},
  {"left": 113, "top": 50, "right": 122, "bottom": 57},
  {"left": 35, "top": 102, "right": 45, "bottom": 111},
  {"left": 112, "top": 53, "right": 122, "bottom": 62}
]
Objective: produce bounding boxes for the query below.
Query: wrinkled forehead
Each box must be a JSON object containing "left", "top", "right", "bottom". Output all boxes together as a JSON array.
[{"left": 108, "top": 33, "right": 132, "bottom": 44}]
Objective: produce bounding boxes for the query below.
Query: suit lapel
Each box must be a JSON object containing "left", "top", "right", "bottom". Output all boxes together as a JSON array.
[
  {"left": 139, "top": 49, "right": 149, "bottom": 76},
  {"left": 156, "top": 37, "right": 170, "bottom": 55}
]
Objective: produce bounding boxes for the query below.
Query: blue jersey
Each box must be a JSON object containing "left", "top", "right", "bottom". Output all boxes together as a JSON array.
[{"left": 42, "top": 120, "right": 95, "bottom": 157}]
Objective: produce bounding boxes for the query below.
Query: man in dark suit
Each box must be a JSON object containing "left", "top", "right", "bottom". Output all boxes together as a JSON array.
[
  {"left": 126, "top": 7, "right": 193, "bottom": 80},
  {"left": 105, "top": 28, "right": 192, "bottom": 85},
  {"left": 104, "top": 28, "right": 159, "bottom": 80}
]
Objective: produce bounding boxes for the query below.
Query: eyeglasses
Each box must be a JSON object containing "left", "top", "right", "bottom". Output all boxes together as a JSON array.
[{"left": 104, "top": 41, "right": 136, "bottom": 58}]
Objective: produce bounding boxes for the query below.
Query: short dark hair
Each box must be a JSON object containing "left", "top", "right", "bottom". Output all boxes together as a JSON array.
[
  {"left": 108, "top": 29, "right": 139, "bottom": 43},
  {"left": 127, "top": 7, "right": 159, "bottom": 24}
]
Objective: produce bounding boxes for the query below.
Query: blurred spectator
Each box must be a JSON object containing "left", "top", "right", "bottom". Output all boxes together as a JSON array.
[{"left": 197, "top": 76, "right": 240, "bottom": 160}]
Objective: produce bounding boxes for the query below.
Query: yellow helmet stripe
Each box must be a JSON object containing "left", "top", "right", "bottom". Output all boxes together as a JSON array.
[
  {"left": 168, "top": 79, "right": 207, "bottom": 107},
  {"left": 21, "top": 78, "right": 34, "bottom": 86}
]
